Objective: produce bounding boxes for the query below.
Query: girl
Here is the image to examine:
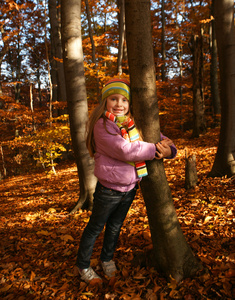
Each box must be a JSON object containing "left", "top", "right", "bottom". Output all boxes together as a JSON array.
[{"left": 76, "top": 78, "right": 177, "bottom": 284}]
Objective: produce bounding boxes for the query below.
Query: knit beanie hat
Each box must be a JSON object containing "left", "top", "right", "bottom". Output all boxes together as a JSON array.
[{"left": 102, "top": 78, "right": 131, "bottom": 102}]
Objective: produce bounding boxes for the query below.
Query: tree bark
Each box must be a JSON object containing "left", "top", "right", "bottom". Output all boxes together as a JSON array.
[
  {"left": 0, "top": 28, "right": 9, "bottom": 96},
  {"left": 84, "top": 0, "right": 99, "bottom": 96},
  {"left": 185, "top": 152, "right": 198, "bottom": 190},
  {"left": 125, "top": 0, "right": 201, "bottom": 282},
  {"left": 210, "top": 0, "right": 220, "bottom": 120},
  {"left": 117, "top": 0, "right": 126, "bottom": 75},
  {"left": 61, "top": 0, "right": 97, "bottom": 211},
  {"left": 161, "top": 0, "right": 166, "bottom": 81},
  {"left": 84, "top": 0, "right": 96, "bottom": 64},
  {"left": 175, "top": 4, "right": 184, "bottom": 130},
  {"left": 15, "top": 33, "right": 21, "bottom": 103},
  {"left": 190, "top": 31, "right": 206, "bottom": 138},
  {"left": 209, "top": 0, "right": 235, "bottom": 177},
  {"left": 49, "top": 0, "right": 67, "bottom": 109}
]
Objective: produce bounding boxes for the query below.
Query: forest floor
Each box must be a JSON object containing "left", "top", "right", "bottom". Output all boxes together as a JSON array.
[{"left": 0, "top": 127, "right": 234, "bottom": 300}]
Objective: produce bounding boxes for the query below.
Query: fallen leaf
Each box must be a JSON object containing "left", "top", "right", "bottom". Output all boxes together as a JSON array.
[
  {"left": 30, "top": 271, "right": 36, "bottom": 281},
  {"left": 168, "top": 274, "right": 178, "bottom": 290},
  {"left": 37, "top": 230, "right": 49, "bottom": 236},
  {"left": 204, "top": 216, "right": 213, "bottom": 223},
  {"left": 60, "top": 234, "right": 74, "bottom": 242},
  {"left": 0, "top": 284, "right": 12, "bottom": 293}
]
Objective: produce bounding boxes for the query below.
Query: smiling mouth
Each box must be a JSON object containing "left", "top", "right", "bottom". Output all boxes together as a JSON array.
[{"left": 113, "top": 109, "right": 123, "bottom": 113}]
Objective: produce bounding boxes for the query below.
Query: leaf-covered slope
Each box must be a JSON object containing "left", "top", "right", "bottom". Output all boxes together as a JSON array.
[{"left": 0, "top": 129, "right": 234, "bottom": 299}]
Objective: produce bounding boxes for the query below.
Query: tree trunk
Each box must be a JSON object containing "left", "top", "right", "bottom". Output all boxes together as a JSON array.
[
  {"left": 61, "top": 0, "right": 97, "bottom": 211},
  {"left": 84, "top": 0, "right": 96, "bottom": 64},
  {"left": 0, "top": 145, "right": 7, "bottom": 178},
  {"left": 36, "top": 67, "right": 42, "bottom": 106},
  {"left": 84, "top": 0, "right": 99, "bottom": 96},
  {"left": 210, "top": 0, "right": 220, "bottom": 121},
  {"left": 44, "top": 1, "right": 56, "bottom": 175},
  {"left": 49, "top": 0, "right": 67, "bottom": 107},
  {"left": 209, "top": 0, "right": 235, "bottom": 177},
  {"left": 185, "top": 152, "right": 198, "bottom": 190},
  {"left": 15, "top": 34, "right": 21, "bottom": 103},
  {"left": 175, "top": 4, "right": 184, "bottom": 130},
  {"left": 0, "top": 28, "right": 9, "bottom": 96},
  {"left": 125, "top": 0, "right": 201, "bottom": 282},
  {"left": 117, "top": 0, "right": 126, "bottom": 75},
  {"left": 191, "top": 31, "right": 206, "bottom": 138},
  {"left": 161, "top": 0, "right": 166, "bottom": 81}
]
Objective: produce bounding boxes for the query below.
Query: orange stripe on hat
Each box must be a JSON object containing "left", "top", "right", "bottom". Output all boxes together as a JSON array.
[{"left": 102, "top": 78, "right": 131, "bottom": 102}]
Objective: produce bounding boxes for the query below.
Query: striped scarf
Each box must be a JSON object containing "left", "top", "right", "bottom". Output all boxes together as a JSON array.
[{"left": 104, "top": 111, "right": 148, "bottom": 178}]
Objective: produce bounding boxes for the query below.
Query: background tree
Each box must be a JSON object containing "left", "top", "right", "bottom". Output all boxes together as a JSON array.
[
  {"left": 174, "top": 2, "right": 184, "bottom": 129},
  {"left": 189, "top": 30, "right": 206, "bottom": 138},
  {"left": 117, "top": 0, "right": 126, "bottom": 75},
  {"left": 0, "top": 1, "right": 11, "bottom": 97},
  {"left": 84, "top": 0, "right": 100, "bottom": 96},
  {"left": 125, "top": 0, "right": 201, "bottom": 282},
  {"left": 84, "top": 0, "right": 96, "bottom": 65},
  {"left": 48, "top": 0, "right": 67, "bottom": 110},
  {"left": 27, "top": 3, "right": 48, "bottom": 106},
  {"left": 209, "top": 0, "right": 235, "bottom": 177},
  {"left": 61, "top": 0, "right": 97, "bottom": 210},
  {"left": 161, "top": 0, "right": 166, "bottom": 81},
  {"left": 209, "top": 0, "right": 220, "bottom": 123}
]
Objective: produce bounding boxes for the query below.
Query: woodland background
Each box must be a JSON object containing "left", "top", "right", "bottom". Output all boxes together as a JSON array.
[{"left": 0, "top": 0, "right": 234, "bottom": 299}]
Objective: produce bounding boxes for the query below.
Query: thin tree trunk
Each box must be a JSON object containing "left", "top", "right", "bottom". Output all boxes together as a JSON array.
[
  {"left": 117, "top": 0, "right": 126, "bottom": 75},
  {"left": 0, "top": 145, "right": 7, "bottom": 178},
  {"left": 161, "top": 0, "right": 166, "bottom": 81},
  {"left": 61, "top": 0, "right": 97, "bottom": 211},
  {"left": 210, "top": 0, "right": 221, "bottom": 122},
  {"left": 125, "top": 0, "right": 201, "bottom": 282},
  {"left": 175, "top": 4, "right": 184, "bottom": 130},
  {"left": 36, "top": 68, "right": 42, "bottom": 106},
  {"left": 0, "top": 29, "right": 9, "bottom": 96},
  {"left": 29, "top": 83, "right": 36, "bottom": 132},
  {"left": 30, "top": 83, "right": 45, "bottom": 169},
  {"left": 44, "top": 0, "right": 56, "bottom": 175},
  {"left": 49, "top": 0, "right": 67, "bottom": 106},
  {"left": 15, "top": 33, "right": 21, "bottom": 103},
  {"left": 84, "top": 0, "right": 96, "bottom": 64},
  {"left": 191, "top": 30, "right": 206, "bottom": 138},
  {"left": 84, "top": 0, "right": 99, "bottom": 96}
]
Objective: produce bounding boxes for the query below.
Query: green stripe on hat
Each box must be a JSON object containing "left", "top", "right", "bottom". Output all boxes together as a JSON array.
[{"left": 102, "top": 80, "right": 130, "bottom": 101}]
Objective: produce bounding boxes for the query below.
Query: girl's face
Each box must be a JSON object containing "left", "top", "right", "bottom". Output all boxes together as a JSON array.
[{"left": 106, "top": 94, "right": 129, "bottom": 116}]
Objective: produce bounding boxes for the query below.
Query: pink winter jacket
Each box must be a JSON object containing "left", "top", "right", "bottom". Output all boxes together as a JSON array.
[{"left": 93, "top": 118, "right": 162, "bottom": 192}]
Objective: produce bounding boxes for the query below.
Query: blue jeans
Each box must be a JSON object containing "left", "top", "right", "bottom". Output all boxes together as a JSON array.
[{"left": 76, "top": 181, "right": 137, "bottom": 269}]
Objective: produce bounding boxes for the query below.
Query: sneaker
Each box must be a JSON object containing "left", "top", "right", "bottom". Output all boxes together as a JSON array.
[
  {"left": 79, "top": 267, "right": 102, "bottom": 284},
  {"left": 101, "top": 260, "right": 117, "bottom": 278}
]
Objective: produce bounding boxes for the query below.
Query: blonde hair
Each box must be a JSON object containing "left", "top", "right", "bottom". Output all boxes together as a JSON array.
[
  {"left": 86, "top": 98, "right": 133, "bottom": 157},
  {"left": 86, "top": 100, "right": 106, "bottom": 157}
]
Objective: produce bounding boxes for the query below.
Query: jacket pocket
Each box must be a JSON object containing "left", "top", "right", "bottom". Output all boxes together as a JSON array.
[{"left": 94, "top": 155, "right": 136, "bottom": 186}]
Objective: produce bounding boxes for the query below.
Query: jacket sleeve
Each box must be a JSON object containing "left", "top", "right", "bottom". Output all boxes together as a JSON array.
[
  {"left": 160, "top": 132, "right": 177, "bottom": 159},
  {"left": 94, "top": 119, "right": 156, "bottom": 162}
]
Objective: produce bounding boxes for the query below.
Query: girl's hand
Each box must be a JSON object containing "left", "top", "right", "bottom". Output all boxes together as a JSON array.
[{"left": 155, "top": 138, "right": 173, "bottom": 159}]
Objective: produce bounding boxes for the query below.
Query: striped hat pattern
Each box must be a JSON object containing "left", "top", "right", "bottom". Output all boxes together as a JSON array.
[{"left": 102, "top": 78, "right": 131, "bottom": 102}]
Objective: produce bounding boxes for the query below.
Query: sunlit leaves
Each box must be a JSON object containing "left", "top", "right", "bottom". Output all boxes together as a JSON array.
[{"left": 1, "top": 94, "right": 71, "bottom": 173}]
